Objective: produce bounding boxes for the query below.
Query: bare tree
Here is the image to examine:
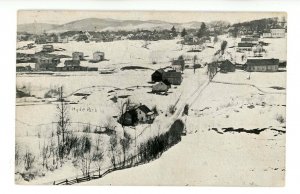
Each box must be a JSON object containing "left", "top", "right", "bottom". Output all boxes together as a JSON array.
[
  {"left": 92, "top": 140, "right": 104, "bottom": 177},
  {"left": 109, "top": 134, "right": 118, "bottom": 169},
  {"left": 56, "top": 86, "right": 70, "bottom": 158},
  {"left": 119, "top": 98, "right": 131, "bottom": 129},
  {"left": 80, "top": 153, "right": 92, "bottom": 176},
  {"left": 120, "top": 131, "right": 131, "bottom": 167},
  {"left": 41, "top": 141, "right": 49, "bottom": 170},
  {"left": 23, "top": 149, "right": 35, "bottom": 171},
  {"left": 15, "top": 144, "right": 21, "bottom": 167}
]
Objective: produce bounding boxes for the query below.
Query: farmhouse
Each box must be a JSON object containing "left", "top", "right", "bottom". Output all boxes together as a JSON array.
[
  {"left": 136, "top": 105, "right": 156, "bottom": 123},
  {"left": 120, "top": 109, "right": 138, "bottom": 126},
  {"left": 262, "top": 30, "right": 272, "bottom": 38},
  {"left": 270, "top": 28, "right": 285, "bottom": 38},
  {"left": 245, "top": 58, "right": 279, "bottom": 72},
  {"left": 72, "top": 52, "right": 84, "bottom": 61},
  {"left": 151, "top": 69, "right": 165, "bottom": 82},
  {"left": 152, "top": 80, "right": 171, "bottom": 93},
  {"left": 219, "top": 60, "right": 235, "bottom": 73},
  {"left": 35, "top": 57, "right": 60, "bottom": 71},
  {"left": 120, "top": 104, "right": 155, "bottom": 126},
  {"left": 162, "top": 70, "right": 183, "bottom": 85},
  {"left": 93, "top": 51, "right": 105, "bottom": 62},
  {"left": 42, "top": 45, "right": 54, "bottom": 52},
  {"left": 236, "top": 42, "right": 253, "bottom": 53}
]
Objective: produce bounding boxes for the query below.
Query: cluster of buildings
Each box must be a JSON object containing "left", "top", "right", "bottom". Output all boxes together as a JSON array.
[
  {"left": 262, "top": 28, "right": 286, "bottom": 38},
  {"left": 32, "top": 50, "right": 104, "bottom": 72},
  {"left": 214, "top": 57, "right": 280, "bottom": 74},
  {"left": 151, "top": 58, "right": 185, "bottom": 93},
  {"left": 35, "top": 34, "right": 69, "bottom": 44}
]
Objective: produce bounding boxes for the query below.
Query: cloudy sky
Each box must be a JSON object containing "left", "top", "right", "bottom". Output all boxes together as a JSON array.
[{"left": 18, "top": 10, "right": 286, "bottom": 25}]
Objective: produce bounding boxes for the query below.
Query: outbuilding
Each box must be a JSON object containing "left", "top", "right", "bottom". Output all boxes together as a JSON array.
[{"left": 246, "top": 58, "right": 279, "bottom": 72}]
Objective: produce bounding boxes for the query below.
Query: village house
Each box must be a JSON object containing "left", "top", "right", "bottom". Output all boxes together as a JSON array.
[
  {"left": 245, "top": 58, "right": 279, "bottom": 72},
  {"left": 152, "top": 80, "right": 171, "bottom": 93},
  {"left": 136, "top": 105, "right": 155, "bottom": 123},
  {"left": 63, "top": 60, "right": 82, "bottom": 71},
  {"left": 93, "top": 51, "right": 105, "bottom": 62},
  {"left": 58, "top": 36, "right": 69, "bottom": 43},
  {"left": 120, "top": 109, "right": 138, "bottom": 126},
  {"left": 151, "top": 68, "right": 165, "bottom": 82},
  {"left": 35, "top": 36, "right": 47, "bottom": 44},
  {"left": 241, "top": 37, "right": 259, "bottom": 44},
  {"left": 262, "top": 30, "right": 272, "bottom": 38},
  {"left": 120, "top": 104, "right": 156, "bottom": 126},
  {"left": 42, "top": 45, "right": 54, "bottom": 52},
  {"left": 35, "top": 57, "right": 60, "bottom": 71},
  {"left": 236, "top": 42, "right": 253, "bottom": 53},
  {"left": 172, "top": 57, "right": 185, "bottom": 72},
  {"left": 270, "top": 28, "right": 285, "bottom": 38},
  {"left": 162, "top": 70, "right": 183, "bottom": 85},
  {"left": 72, "top": 52, "right": 84, "bottom": 61},
  {"left": 56, "top": 60, "right": 98, "bottom": 71},
  {"left": 16, "top": 65, "right": 32, "bottom": 72},
  {"left": 219, "top": 60, "right": 236, "bottom": 73}
]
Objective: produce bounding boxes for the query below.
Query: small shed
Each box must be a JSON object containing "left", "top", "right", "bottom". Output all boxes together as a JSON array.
[
  {"left": 72, "top": 52, "right": 84, "bottom": 61},
  {"left": 152, "top": 81, "right": 171, "bottom": 93},
  {"left": 93, "top": 51, "right": 105, "bottom": 62},
  {"left": 42, "top": 45, "right": 54, "bottom": 52},
  {"left": 151, "top": 69, "right": 165, "bottom": 82}
]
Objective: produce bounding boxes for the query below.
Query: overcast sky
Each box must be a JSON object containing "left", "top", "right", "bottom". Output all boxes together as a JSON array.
[{"left": 18, "top": 10, "right": 286, "bottom": 25}]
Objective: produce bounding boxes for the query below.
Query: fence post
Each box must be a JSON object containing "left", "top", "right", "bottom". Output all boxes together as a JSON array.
[
  {"left": 53, "top": 181, "right": 55, "bottom": 185},
  {"left": 65, "top": 179, "right": 68, "bottom": 185},
  {"left": 76, "top": 177, "right": 78, "bottom": 183}
]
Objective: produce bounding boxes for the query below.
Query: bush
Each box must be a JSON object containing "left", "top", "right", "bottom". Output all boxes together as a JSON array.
[
  {"left": 183, "top": 104, "right": 189, "bottom": 116},
  {"left": 138, "top": 120, "right": 184, "bottom": 162},
  {"left": 168, "top": 105, "right": 176, "bottom": 115},
  {"left": 275, "top": 114, "right": 285, "bottom": 124}
]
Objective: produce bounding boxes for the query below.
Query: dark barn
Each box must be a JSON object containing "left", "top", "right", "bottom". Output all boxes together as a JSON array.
[{"left": 151, "top": 69, "right": 165, "bottom": 82}]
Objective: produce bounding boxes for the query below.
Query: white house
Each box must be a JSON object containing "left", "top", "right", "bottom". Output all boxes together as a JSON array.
[
  {"left": 262, "top": 32, "right": 272, "bottom": 38},
  {"left": 136, "top": 105, "right": 155, "bottom": 123},
  {"left": 93, "top": 51, "right": 105, "bottom": 62},
  {"left": 270, "top": 28, "right": 285, "bottom": 38}
]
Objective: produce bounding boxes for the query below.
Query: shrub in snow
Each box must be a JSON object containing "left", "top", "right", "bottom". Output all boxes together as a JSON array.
[{"left": 275, "top": 114, "right": 285, "bottom": 124}]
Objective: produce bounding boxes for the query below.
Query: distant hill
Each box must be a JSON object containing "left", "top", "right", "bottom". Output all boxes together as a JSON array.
[
  {"left": 17, "top": 23, "right": 60, "bottom": 34},
  {"left": 17, "top": 18, "right": 209, "bottom": 34}
]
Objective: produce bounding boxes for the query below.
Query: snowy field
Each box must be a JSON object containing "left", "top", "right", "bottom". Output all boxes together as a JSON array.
[
  {"left": 16, "top": 37, "right": 286, "bottom": 185},
  {"left": 81, "top": 70, "right": 286, "bottom": 186},
  {"left": 16, "top": 39, "right": 213, "bottom": 184}
]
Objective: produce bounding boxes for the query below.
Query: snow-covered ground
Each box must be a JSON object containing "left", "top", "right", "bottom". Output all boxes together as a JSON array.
[
  {"left": 16, "top": 37, "right": 286, "bottom": 186},
  {"left": 16, "top": 39, "right": 214, "bottom": 184},
  {"left": 80, "top": 70, "right": 286, "bottom": 186}
]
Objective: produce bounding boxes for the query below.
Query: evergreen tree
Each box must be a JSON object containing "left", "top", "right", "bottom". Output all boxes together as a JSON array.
[
  {"left": 197, "top": 23, "right": 207, "bottom": 38},
  {"left": 181, "top": 28, "right": 187, "bottom": 37},
  {"left": 171, "top": 26, "right": 177, "bottom": 37}
]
